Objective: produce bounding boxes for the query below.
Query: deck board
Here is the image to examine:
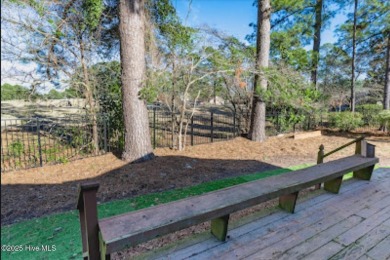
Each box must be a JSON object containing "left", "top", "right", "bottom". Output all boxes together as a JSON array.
[
  {"left": 100, "top": 155, "right": 377, "bottom": 253},
  {"left": 150, "top": 168, "right": 390, "bottom": 260},
  {"left": 366, "top": 234, "right": 390, "bottom": 260}
]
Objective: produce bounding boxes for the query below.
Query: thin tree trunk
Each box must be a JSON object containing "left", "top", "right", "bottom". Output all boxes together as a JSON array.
[
  {"left": 311, "top": 0, "right": 323, "bottom": 89},
  {"left": 249, "top": 0, "right": 271, "bottom": 142},
  {"left": 350, "top": 0, "right": 358, "bottom": 112},
  {"left": 384, "top": 34, "right": 390, "bottom": 110},
  {"left": 171, "top": 60, "right": 176, "bottom": 149},
  {"left": 119, "top": 0, "right": 154, "bottom": 162},
  {"left": 178, "top": 101, "right": 186, "bottom": 151},
  {"left": 80, "top": 41, "right": 99, "bottom": 154},
  {"left": 382, "top": 34, "right": 390, "bottom": 132}
]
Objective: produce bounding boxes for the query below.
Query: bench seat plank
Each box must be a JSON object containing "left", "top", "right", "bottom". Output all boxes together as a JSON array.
[{"left": 99, "top": 155, "right": 378, "bottom": 254}]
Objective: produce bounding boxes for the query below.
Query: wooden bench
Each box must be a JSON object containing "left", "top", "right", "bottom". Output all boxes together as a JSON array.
[{"left": 77, "top": 138, "right": 378, "bottom": 260}]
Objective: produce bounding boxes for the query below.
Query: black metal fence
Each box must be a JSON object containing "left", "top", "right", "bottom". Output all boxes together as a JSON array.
[
  {"left": 148, "top": 109, "right": 243, "bottom": 148},
  {"left": 1, "top": 109, "right": 386, "bottom": 172},
  {"left": 1, "top": 116, "right": 109, "bottom": 172}
]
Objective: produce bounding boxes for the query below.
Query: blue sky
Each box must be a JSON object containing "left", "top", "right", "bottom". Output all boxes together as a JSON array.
[
  {"left": 1, "top": 1, "right": 350, "bottom": 89},
  {"left": 173, "top": 0, "right": 349, "bottom": 46}
]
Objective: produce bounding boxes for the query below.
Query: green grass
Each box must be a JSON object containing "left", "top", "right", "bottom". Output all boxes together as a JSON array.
[
  {"left": 1, "top": 164, "right": 309, "bottom": 260},
  {"left": 3, "top": 164, "right": 385, "bottom": 259}
]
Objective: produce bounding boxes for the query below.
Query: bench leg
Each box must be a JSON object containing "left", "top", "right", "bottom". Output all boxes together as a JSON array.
[
  {"left": 279, "top": 192, "right": 299, "bottom": 213},
  {"left": 211, "top": 215, "right": 230, "bottom": 241},
  {"left": 79, "top": 206, "right": 88, "bottom": 260},
  {"left": 353, "top": 166, "right": 374, "bottom": 181},
  {"left": 324, "top": 176, "right": 343, "bottom": 194},
  {"left": 99, "top": 232, "right": 110, "bottom": 260}
]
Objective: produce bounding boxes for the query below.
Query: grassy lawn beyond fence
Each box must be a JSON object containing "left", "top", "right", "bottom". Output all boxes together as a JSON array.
[{"left": 2, "top": 164, "right": 380, "bottom": 260}]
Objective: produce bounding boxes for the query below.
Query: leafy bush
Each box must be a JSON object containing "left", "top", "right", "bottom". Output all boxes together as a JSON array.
[
  {"left": 356, "top": 104, "right": 382, "bottom": 126},
  {"left": 9, "top": 141, "right": 24, "bottom": 156},
  {"left": 378, "top": 110, "right": 390, "bottom": 130},
  {"left": 328, "top": 112, "right": 363, "bottom": 131},
  {"left": 272, "top": 109, "right": 306, "bottom": 133}
]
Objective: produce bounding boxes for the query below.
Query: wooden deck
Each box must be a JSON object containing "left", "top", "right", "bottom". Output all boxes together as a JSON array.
[{"left": 151, "top": 168, "right": 390, "bottom": 260}]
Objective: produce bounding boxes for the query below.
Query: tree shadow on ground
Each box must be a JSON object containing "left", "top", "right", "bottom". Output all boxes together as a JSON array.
[{"left": 1, "top": 156, "right": 283, "bottom": 226}]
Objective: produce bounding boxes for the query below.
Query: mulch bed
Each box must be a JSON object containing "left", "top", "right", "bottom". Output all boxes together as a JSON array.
[
  {"left": 2, "top": 134, "right": 389, "bottom": 227},
  {"left": 1, "top": 135, "right": 390, "bottom": 259}
]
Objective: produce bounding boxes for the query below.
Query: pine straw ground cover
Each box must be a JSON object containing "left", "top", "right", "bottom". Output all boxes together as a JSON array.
[{"left": 1, "top": 133, "right": 389, "bottom": 259}]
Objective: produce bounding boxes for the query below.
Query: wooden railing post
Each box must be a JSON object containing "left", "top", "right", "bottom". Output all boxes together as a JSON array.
[
  {"left": 77, "top": 182, "right": 100, "bottom": 260},
  {"left": 355, "top": 139, "right": 363, "bottom": 155},
  {"left": 317, "top": 144, "right": 324, "bottom": 164},
  {"left": 315, "top": 144, "right": 324, "bottom": 189}
]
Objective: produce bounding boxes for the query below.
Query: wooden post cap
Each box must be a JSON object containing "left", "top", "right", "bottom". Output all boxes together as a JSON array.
[
  {"left": 80, "top": 182, "right": 100, "bottom": 191},
  {"left": 77, "top": 182, "right": 99, "bottom": 210}
]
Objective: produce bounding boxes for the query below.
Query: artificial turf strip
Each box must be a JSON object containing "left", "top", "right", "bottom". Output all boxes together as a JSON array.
[{"left": 0, "top": 162, "right": 351, "bottom": 260}]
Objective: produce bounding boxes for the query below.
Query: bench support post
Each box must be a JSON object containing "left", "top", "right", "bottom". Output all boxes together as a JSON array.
[
  {"left": 77, "top": 183, "right": 100, "bottom": 260},
  {"left": 279, "top": 192, "right": 299, "bottom": 213},
  {"left": 99, "top": 232, "right": 110, "bottom": 260},
  {"left": 211, "top": 215, "right": 230, "bottom": 241},
  {"left": 353, "top": 142, "right": 375, "bottom": 181},
  {"left": 324, "top": 176, "right": 343, "bottom": 194},
  {"left": 354, "top": 165, "right": 374, "bottom": 180}
]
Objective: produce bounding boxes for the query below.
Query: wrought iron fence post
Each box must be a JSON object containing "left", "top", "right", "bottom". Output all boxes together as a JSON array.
[
  {"left": 211, "top": 111, "right": 214, "bottom": 143},
  {"left": 191, "top": 116, "right": 194, "bottom": 146},
  {"left": 107, "top": 119, "right": 111, "bottom": 152},
  {"left": 153, "top": 107, "right": 156, "bottom": 149},
  {"left": 237, "top": 116, "right": 241, "bottom": 136},
  {"left": 103, "top": 117, "right": 108, "bottom": 152},
  {"left": 36, "top": 118, "right": 43, "bottom": 167},
  {"left": 233, "top": 112, "right": 236, "bottom": 137}
]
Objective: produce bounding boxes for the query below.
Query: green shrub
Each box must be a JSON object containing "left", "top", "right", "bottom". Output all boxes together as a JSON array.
[
  {"left": 378, "top": 110, "right": 390, "bottom": 130},
  {"left": 272, "top": 109, "right": 306, "bottom": 133},
  {"left": 328, "top": 112, "right": 363, "bottom": 131},
  {"left": 9, "top": 141, "right": 24, "bottom": 157},
  {"left": 356, "top": 104, "right": 382, "bottom": 126}
]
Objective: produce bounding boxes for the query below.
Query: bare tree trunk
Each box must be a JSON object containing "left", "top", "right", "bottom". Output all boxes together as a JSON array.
[
  {"left": 384, "top": 34, "right": 390, "bottom": 110},
  {"left": 178, "top": 100, "right": 186, "bottom": 151},
  {"left": 171, "top": 60, "right": 177, "bottom": 149},
  {"left": 311, "top": 0, "right": 323, "bottom": 89},
  {"left": 80, "top": 41, "right": 99, "bottom": 154},
  {"left": 382, "top": 34, "right": 390, "bottom": 132},
  {"left": 350, "top": 0, "right": 358, "bottom": 112},
  {"left": 249, "top": 0, "right": 271, "bottom": 142},
  {"left": 119, "top": 0, "right": 154, "bottom": 162}
]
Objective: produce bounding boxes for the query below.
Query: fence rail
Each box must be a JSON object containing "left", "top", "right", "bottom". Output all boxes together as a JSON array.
[
  {"left": 1, "top": 109, "right": 386, "bottom": 172},
  {"left": 1, "top": 116, "right": 108, "bottom": 172}
]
